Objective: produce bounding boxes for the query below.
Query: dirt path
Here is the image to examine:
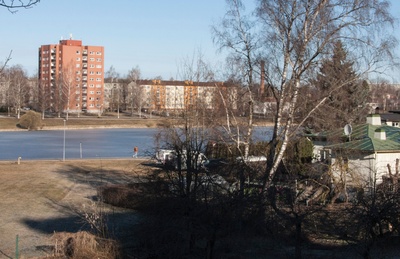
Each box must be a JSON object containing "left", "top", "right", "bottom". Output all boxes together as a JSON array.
[{"left": 0, "top": 158, "right": 154, "bottom": 258}]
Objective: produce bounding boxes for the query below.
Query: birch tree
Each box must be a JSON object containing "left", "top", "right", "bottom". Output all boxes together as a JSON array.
[
  {"left": 212, "top": 0, "right": 259, "bottom": 167},
  {"left": 257, "top": 0, "right": 396, "bottom": 188},
  {"left": 60, "top": 63, "right": 76, "bottom": 120},
  {"left": 127, "top": 66, "right": 142, "bottom": 117},
  {"left": 7, "top": 65, "right": 30, "bottom": 119},
  {"left": 216, "top": 0, "right": 397, "bottom": 189}
]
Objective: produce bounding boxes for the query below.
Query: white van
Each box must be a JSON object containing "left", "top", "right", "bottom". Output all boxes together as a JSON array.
[
  {"left": 155, "top": 149, "right": 208, "bottom": 170},
  {"left": 155, "top": 149, "right": 175, "bottom": 165},
  {"left": 236, "top": 155, "right": 267, "bottom": 163}
]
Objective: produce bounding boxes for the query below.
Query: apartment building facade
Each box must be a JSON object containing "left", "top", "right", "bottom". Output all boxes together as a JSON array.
[
  {"left": 38, "top": 38, "right": 104, "bottom": 114},
  {"left": 104, "top": 79, "right": 236, "bottom": 114}
]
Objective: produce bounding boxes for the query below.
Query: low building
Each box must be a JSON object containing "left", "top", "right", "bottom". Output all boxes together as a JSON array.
[
  {"left": 312, "top": 114, "right": 400, "bottom": 191},
  {"left": 381, "top": 111, "right": 400, "bottom": 127}
]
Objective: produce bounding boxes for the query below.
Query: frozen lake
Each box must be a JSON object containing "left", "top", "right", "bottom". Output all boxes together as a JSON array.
[{"left": 0, "top": 126, "right": 273, "bottom": 160}]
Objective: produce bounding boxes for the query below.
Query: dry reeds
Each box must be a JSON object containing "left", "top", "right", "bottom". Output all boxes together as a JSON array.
[{"left": 51, "top": 231, "right": 120, "bottom": 259}]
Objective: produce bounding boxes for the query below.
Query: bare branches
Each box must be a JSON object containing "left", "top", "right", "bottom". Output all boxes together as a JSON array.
[
  {"left": 0, "top": 0, "right": 40, "bottom": 13},
  {"left": 0, "top": 50, "right": 12, "bottom": 75}
]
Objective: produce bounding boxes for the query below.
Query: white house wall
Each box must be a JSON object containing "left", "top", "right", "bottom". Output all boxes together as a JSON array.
[
  {"left": 330, "top": 155, "right": 374, "bottom": 188},
  {"left": 331, "top": 152, "right": 400, "bottom": 188},
  {"left": 375, "top": 152, "right": 400, "bottom": 182}
]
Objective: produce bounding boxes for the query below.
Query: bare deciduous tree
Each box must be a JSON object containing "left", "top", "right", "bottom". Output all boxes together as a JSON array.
[
  {"left": 257, "top": 0, "right": 396, "bottom": 188},
  {"left": 60, "top": 63, "right": 77, "bottom": 120},
  {"left": 127, "top": 66, "right": 142, "bottom": 117},
  {"left": 212, "top": 0, "right": 259, "bottom": 162},
  {"left": 7, "top": 65, "right": 30, "bottom": 119}
]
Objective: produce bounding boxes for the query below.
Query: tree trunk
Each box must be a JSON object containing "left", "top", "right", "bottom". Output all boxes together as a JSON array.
[{"left": 295, "top": 218, "right": 302, "bottom": 259}]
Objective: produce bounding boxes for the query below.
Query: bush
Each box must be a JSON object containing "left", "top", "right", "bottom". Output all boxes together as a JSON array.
[{"left": 18, "top": 110, "right": 43, "bottom": 130}]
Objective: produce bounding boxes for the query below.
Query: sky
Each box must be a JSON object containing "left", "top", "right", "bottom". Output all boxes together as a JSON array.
[
  {"left": 0, "top": 0, "right": 231, "bottom": 79},
  {"left": 0, "top": 0, "right": 399, "bottom": 81}
]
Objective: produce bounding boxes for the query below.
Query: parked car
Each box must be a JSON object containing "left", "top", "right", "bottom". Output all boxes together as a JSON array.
[
  {"left": 155, "top": 149, "right": 175, "bottom": 165},
  {"left": 155, "top": 149, "right": 209, "bottom": 170},
  {"left": 236, "top": 155, "right": 267, "bottom": 163}
]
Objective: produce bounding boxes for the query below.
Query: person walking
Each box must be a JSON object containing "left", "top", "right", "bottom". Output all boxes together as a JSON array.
[{"left": 133, "top": 146, "right": 138, "bottom": 158}]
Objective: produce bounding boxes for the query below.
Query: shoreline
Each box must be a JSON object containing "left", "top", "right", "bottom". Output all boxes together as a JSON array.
[
  {"left": 0, "top": 124, "right": 156, "bottom": 132},
  {"left": 0, "top": 157, "right": 151, "bottom": 163},
  {"left": 0, "top": 123, "right": 274, "bottom": 132}
]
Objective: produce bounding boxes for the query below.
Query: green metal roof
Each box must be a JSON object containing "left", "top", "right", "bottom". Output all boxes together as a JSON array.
[{"left": 325, "top": 124, "right": 400, "bottom": 153}]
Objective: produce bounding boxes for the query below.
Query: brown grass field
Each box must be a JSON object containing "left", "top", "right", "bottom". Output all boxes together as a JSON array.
[
  {"left": 0, "top": 114, "right": 167, "bottom": 131},
  {"left": 0, "top": 158, "right": 155, "bottom": 258},
  {"left": 0, "top": 112, "right": 273, "bottom": 131}
]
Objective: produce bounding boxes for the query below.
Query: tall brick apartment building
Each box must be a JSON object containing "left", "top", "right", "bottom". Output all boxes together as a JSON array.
[{"left": 38, "top": 38, "right": 104, "bottom": 114}]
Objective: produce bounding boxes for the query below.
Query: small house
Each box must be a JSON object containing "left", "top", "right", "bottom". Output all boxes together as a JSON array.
[
  {"left": 307, "top": 114, "right": 400, "bottom": 192},
  {"left": 321, "top": 114, "right": 400, "bottom": 190}
]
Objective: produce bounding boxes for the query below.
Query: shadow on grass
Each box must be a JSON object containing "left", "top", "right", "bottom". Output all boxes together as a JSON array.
[
  {"left": 22, "top": 215, "right": 87, "bottom": 234},
  {"left": 20, "top": 161, "right": 150, "bottom": 255}
]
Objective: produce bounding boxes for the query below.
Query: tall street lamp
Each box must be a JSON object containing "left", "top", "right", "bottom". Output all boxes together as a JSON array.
[{"left": 63, "top": 119, "right": 66, "bottom": 161}]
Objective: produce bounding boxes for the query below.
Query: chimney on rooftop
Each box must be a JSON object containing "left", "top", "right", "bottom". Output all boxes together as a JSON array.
[
  {"left": 374, "top": 128, "right": 386, "bottom": 140},
  {"left": 367, "top": 114, "right": 381, "bottom": 126}
]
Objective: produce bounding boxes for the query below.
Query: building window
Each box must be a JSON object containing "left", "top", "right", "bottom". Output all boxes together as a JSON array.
[
  {"left": 96, "top": 58, "right": 102, "bottom": 62},
  {"left": 76, "top": 57, "right": 80, "bottom": 61},
  {"left": 90, "top": 84, "right": 94, "bottom": 88},
  {"left": 76, "top": 50, "right": 80, "bottom": 54},
  {"left": 96, "top": 71, "right": 102, "bottom": 75},
  {"left": 96, "top": 51, "right": 102, "bottom": 55},
  {"left": 96, "top": 65, "right": 102, "bottom": 68},
  {"left": 96, "top": 78, "right": 101, "bottom": 81},
  {"left": 97, "top": 91, "right": 101, "bottom": 94}
]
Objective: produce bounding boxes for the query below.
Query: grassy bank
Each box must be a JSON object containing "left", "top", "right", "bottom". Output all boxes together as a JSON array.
[
  {"left": 0, "top": 112, "right": 274, "bottom": 131},
  {"left": 0, "top": 114, "right": 168, "bottom": 131}
]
